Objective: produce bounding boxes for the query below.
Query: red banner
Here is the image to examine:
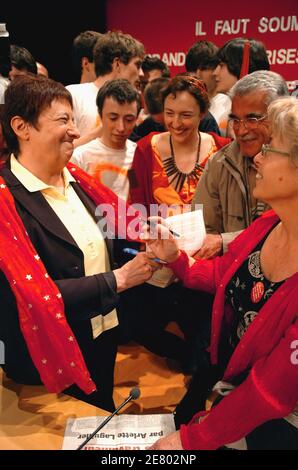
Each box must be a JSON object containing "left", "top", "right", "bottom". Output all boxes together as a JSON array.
[{"left": 107, "top": 0, "right": 298, "bottom": 90}]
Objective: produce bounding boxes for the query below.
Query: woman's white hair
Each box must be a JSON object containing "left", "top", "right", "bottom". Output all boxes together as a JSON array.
[{"left": 268, "top": 96, "right": 298, "bottom": 166}]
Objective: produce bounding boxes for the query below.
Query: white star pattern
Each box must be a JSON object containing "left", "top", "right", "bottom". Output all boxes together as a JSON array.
[
  {"left": 32, "top": 325, "right": 39, "bottom": 331},
  {"left": 28, "top": 304, "right": 32, "bottom": 309},
  {"left": 57, "top": 369, "right": 63, "bottom": 375},
  {"left": 56, "top": 313, "right": 62, "bottom": 319},
  {"left": 13, "top": 236, "right": 18, "bottom": 241},
  {"left": 26, "top": 274, "right": 32, "bottom": 280},
  {"left": 70, "top": 362, "right": 76, "bottom": 367},
  {"left": 44, "top": 273, "right": 49, "bottom": 278},
  {"left": 0, "top": 184, "right": 6, "bottom": 189},
  {"left": 13, "top": 280, "right": 16, "bottom": 285},
  {"left": 56, "top": 293, "right": 62, "bottom": 299},
  {"left": 43, "top": 295, "right": 50, "bottom": 301},
  {"left": 68, "top": 336, "right": 74, "bottom": 342},
  {"left": 41, "top": 358, "right": 47, "bottom": 364},
  {"left": 34, "top": 254, "right": 40, "bottom": 260}
]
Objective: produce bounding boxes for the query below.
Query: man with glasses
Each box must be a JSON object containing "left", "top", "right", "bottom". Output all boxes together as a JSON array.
[{"left": 192, "top": 70, "right": 289, "bottom": 259}]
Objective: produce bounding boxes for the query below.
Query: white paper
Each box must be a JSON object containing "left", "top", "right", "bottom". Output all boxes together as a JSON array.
[
  {"left": 166, "top": 209, "right": 206, "bottom": 256},
  {"left": 62, "top": 413, "right": 176, "bottom": 451},
  {"left": 146, "top": 209, "right": 206, "bottom": 287}
]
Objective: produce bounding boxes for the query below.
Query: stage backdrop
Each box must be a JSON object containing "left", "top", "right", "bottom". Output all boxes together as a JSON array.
[{"left": 107, "top": 0, "right": 298, "bottom": 90}]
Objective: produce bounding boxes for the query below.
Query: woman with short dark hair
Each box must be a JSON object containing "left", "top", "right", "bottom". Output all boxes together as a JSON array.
[{"left": 0, "top": 74, "right": 159, "bottom": 411}]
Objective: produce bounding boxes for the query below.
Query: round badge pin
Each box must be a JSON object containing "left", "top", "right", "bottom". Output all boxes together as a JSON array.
[{"left": 251, "top": 281, "right": 264, "bottom": 303}]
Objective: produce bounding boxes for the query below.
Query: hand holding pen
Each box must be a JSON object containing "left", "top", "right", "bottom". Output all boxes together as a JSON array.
[
  {"left": 123, "top": 248, "right": 168, "bottom": 265},
  {"left": 145, "top": 220, "right": 180, "bottom": 239},
  {"left": 114, "top": 250, "right": 162, "bottom": 293},
  {"left": 140, "top": 216, "right": 181, "bottom": 264}
]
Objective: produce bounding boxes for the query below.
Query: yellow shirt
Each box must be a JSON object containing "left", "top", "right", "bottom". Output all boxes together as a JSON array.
[{"left": 10, "top": 154, "right": 118, "bottom": 336}]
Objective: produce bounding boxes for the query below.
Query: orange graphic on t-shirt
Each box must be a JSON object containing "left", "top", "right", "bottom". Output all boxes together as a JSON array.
[{"left": 91, "top": 163, "right": 127, "bottom": 184}]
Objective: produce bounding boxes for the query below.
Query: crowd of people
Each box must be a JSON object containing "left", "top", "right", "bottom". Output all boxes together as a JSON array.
[{"left": 0, "top": 28, "right": 297, "bottom": 450}]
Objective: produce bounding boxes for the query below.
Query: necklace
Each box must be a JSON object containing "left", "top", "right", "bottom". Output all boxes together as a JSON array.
[{"left": 163, "top": 133, "right": 203, "bottom": 193}]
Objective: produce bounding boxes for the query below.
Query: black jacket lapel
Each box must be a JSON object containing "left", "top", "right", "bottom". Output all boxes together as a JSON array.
[{"left": 1, "top": 166, "right": 79, "bottom": 248}]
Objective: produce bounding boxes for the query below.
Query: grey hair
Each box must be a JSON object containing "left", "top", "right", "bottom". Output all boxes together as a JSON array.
[
  {"left": 228, "top": 70, "right": 289, "bottom": 105},
  {"left": 268, "top": 96, "right": 298, "bottom": 166}
]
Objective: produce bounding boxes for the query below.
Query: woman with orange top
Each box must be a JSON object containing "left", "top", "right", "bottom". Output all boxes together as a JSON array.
[
  {"left": 129, "top": 75, "right": 229, "bottom": 213},
  {"left": 120, "top": 76, "right": 229, "bottom": 372}
]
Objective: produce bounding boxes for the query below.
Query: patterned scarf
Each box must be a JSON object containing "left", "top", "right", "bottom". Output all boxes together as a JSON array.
[{"left": 0, "top": 162, "right": 142, "bottom": 394}]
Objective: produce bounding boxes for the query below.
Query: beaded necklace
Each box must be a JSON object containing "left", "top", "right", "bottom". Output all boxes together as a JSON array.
[{"left": 163, "top": 133, "right": 203, "bottom": 193}]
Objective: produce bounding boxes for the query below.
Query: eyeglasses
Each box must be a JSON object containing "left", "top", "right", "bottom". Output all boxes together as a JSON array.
[
  {"left": 261, "top": 144, "right": 290, "bottom": 158},
  {"left": 230, "top": 115, "right": 267, "bottom": 130}
]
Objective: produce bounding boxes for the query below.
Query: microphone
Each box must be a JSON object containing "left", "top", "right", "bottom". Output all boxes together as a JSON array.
[{"left": 76, "top": 387, "right": 141, "bottom": 450}]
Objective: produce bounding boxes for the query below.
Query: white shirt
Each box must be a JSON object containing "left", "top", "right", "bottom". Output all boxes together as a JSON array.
[
  {"left": 72, "top": 138, "right": 137, "bottom": 201},
  {"left": 210, "top": 93, "right": 231, "bottom": 135},
  {"left": 66, "top": 82, "right": 99, "bottom": 136},
  {"left": 0, "top": 76, "right": 9, "bottom": 104}
]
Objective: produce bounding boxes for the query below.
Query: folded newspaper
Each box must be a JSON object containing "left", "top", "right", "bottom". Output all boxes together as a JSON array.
[
  {"left": 62, "top": 413, "right": 176, "bottom": 450},
  {"left": 146, "top": 209, "right": 206, "bottom": 288}
]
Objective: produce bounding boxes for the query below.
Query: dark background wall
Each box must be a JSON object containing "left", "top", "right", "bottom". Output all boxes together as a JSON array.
[{"left": 0, "top": 2, "right": 107, "bottom": 85}]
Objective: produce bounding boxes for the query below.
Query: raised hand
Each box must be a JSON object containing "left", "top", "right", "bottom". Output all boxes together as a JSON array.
[
  {"left": 194, "top": 234, "right": 222, "bottom": 259},
  {"left": 140, "top": 216, "right": 180, "bottom": 263},
  {"left": 114, "top": 252, "right": 161, "bottom": 292}
]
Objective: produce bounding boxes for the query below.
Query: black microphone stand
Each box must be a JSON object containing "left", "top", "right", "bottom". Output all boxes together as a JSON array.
[{"left": 76, "top": 393, "right": 135, "bottom": 450}]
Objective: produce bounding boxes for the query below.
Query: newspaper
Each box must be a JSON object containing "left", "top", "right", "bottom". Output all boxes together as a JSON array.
[
  {"left": 146, "top": 209, "right": 206, "bottom": 288},
  {"left": 62, "top": 413, "right": 176, "bottom": 450}
]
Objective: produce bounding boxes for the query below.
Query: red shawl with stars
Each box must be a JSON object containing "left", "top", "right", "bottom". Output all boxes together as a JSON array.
[{"left": 0, "top": 162, "right": 142, "bottom": 394}]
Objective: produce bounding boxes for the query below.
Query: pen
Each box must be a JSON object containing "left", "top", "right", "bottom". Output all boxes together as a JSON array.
[
  {"left": 123, "top": 248, "right": 168, "bottom": 265},
  {"left": 146, "top": 220, "right": 180, "bottom": 238}
]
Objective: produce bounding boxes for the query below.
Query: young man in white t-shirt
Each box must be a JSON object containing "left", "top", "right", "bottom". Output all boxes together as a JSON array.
[
  {"left": 67, "top": 31, "right": 144, "bottom": 141},
  {"left": 71, "top": 79, "right": 140, "bottom": 200},
  {"left": 71, "top": 30, "right": 103, "bottom": 84}
]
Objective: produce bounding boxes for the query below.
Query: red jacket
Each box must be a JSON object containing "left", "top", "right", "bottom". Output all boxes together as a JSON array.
[{"left": 169, "top": 210, "right": 298, "bottom": 449}]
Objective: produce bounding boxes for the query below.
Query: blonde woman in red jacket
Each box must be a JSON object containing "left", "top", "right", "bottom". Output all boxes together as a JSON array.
[{"left": 145, "top": 97, "right": 298, "bottom": 450}]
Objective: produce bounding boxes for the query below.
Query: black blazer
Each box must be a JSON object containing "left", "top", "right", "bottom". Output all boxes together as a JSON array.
[{"left": 0, "top": 165, "right": 120, "bottom": 384}]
